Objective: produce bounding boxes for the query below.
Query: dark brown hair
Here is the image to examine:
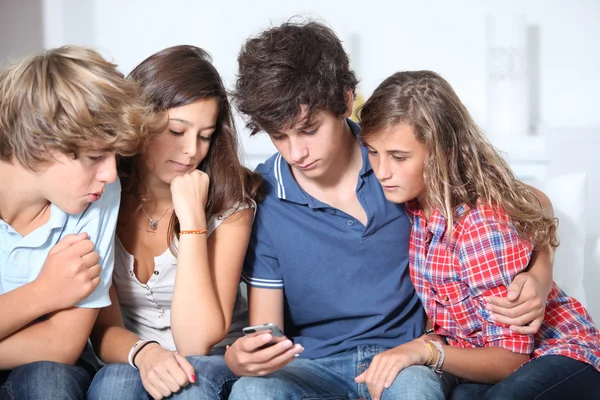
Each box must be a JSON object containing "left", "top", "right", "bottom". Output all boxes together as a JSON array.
[
  {"left": 120, "top": 45, "right": 264, "bottom": 248},
  {"left": 233, "top": 19, "right": 358, "bottom": 135},
  {"left": 359, "top": 71, "right": 557, "bottom": 248}
]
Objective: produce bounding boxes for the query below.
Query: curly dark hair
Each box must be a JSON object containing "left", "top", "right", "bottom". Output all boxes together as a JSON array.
[{"left": 233, "top": 19, "right": 358, "bottom": 135}]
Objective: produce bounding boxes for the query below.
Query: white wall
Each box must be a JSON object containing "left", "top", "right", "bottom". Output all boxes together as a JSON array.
[
  {"left": 88, "top": 2, "right": 600, "bottom": 121},
  {"left": 42, "top": 0, "right": 96, "bottom": 49},
  {"left": 35, "top": 0, "right": 600, "bottom": 165},
  {"left": 0, "top": 0, "right": 44, "bottom": 65}
]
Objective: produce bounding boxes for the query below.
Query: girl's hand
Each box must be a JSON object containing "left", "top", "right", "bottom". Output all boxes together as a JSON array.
[
  {"left": 170, "top": 170, "right": 210, "bottom": 230},
  {"left": 354, "top": 340, "right": 431, "bottom": 400},
  {"left": 135, "top": 343, "right": 196, "bottom": 400}
]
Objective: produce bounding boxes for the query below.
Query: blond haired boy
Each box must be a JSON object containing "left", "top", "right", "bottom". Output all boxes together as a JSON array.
[{"left": 0, "top": 46, "right": 150, "bottom": 399}]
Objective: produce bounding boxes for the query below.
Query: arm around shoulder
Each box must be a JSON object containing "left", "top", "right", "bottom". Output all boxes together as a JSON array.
[
  {"left": 439, "top": 217, "right": 534, "bottom": 382},
  {"left": 486, "top": 184, "right": 555, "bottom": 332}
]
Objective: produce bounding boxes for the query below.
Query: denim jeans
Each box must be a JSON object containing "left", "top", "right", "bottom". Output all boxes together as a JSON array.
[
  {"left": 450, "top": 355, "right": 600, "bottom": 400},
  {"left": 88, "top": 354, "right": 236, "bottom": 400},
  {"left": 229, "top": 344, "right": 457, "bottom": 400},
  {"left": 0, "top": 361, "right": 92, "bottom": 400}
]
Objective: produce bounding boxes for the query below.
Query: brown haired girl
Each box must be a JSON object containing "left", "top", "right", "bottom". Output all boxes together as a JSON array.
[{"left": 88, "top": 45, "right": 263, "bottom": 400}]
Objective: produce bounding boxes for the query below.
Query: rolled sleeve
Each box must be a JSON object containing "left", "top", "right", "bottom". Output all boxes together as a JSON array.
[{"left": 242, "top": 204, "right": 283, "bottom": 289}]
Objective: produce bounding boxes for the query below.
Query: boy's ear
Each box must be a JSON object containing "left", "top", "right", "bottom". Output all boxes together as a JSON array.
[{"left": 343, "top": 90, "right": 355, "bottom": 118}]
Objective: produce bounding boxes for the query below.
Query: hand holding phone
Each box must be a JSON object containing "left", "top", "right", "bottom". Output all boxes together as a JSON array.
[
  {"left": 225, "top": 323, "right": 304, "bottom": 376},
  {"left": 242, "top": 322, "right": 285, "bottom": 346}
]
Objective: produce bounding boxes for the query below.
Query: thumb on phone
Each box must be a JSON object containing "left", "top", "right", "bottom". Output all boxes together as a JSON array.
[{"left": 174, "top": 353, "right": 197, "bottom": 383}]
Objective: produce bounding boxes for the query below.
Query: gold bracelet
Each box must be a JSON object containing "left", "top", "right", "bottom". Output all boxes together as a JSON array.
[
  {"left": 417, "top": 338, "right": 434, "bottom": 366},
  {"left": 179, "top": 229, "right": 208, "bottom": 235}
]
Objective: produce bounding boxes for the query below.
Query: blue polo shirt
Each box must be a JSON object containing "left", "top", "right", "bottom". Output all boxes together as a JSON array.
[
  {"left": 242, "top": 120, "right": 425, "bottom": 359},
  {"left": 0, "top": 179, "right": 120, "bottom": 308}
]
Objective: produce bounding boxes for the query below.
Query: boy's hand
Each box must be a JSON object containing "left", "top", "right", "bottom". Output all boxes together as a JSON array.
[
  {"left": 224, "top": 333, "right": 303, "bottom": 376},
  {"left": 355, "top": 340, "right": 430, "bottom": 400},
  {"left": 485, "top": 271, "right": 548, "bottom": 334},
  {"left": 35, "top": 233, "right": 101, "bottom": 311}
]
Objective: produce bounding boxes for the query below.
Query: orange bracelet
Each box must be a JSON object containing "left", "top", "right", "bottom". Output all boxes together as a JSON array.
[{"left": 180, "top": 229, "right": 208, "bottom": 235}]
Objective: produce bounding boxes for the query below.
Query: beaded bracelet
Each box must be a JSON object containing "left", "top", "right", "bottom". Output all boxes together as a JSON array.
[{"left": 180, "top": 229, "right": 208, "bottom": 235}]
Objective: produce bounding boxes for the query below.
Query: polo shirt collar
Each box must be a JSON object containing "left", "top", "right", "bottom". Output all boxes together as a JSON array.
[
  {"left": 48, "top": 203, "right": 69, "bottom": 230},
  {"left": 274, "top": 119, "right": 372, "bottom": 205},
  {"left": 22, "top": 203, "right": 69, "bottom": 247},
  {"left": 0, "top": 202, "right": 67, "bottom": 236},
  {"left": 273, "top": 153, "right": 310, "bottom": 205}
]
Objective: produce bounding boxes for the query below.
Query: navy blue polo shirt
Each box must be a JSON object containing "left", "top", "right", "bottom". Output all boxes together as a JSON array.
[{"left": 242, "top": 121, "right": 425, "bottom": 359}]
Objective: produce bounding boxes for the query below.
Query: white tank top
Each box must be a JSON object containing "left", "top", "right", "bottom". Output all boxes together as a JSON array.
[{"left": 112, "top": 202, "right": 253, "bottom": 351}]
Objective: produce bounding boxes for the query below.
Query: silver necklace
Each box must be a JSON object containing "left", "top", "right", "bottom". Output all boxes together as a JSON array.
[{"left": 141, "top": 204, "right": 172, "bottom": 231}]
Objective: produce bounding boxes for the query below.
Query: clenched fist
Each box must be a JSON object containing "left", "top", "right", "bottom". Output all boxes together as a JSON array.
[
  {"left": 170, "top": 169, "right": 210, "bottom": 230},
  {"left": 35, "top": 232, "right": 101, "bottom": 311}
]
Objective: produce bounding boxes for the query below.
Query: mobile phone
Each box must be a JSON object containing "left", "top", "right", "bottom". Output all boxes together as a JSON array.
[{"left": 242, "top": 322, "right": 285, "bottom": 343}]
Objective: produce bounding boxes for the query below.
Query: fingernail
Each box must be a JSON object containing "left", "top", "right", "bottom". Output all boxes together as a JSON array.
[
  {"left": 489, "top": 314, "right": 496, "bottom": 321},
  {"left": 190, "top": 374, "right": 196, "bottom": 383},
  {"left": 385, "top": 382, "right": 390, "bottom": 388},
  {"left": 485, "top": 304, "right": 492, "bottom": 311},
  {"left": 293, "top": 353, "right": 300, "bottom": 357},
  {"left": 281, "top": 340, "right": 293, "bottom": 349},
  {"left": 262, "top": 334, "right": 272, "bottom": 342}
]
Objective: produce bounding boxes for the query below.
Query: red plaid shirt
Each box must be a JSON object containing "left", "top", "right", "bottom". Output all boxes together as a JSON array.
[{"left": 406, "top": 199, "right": 600, "bottom": 371}]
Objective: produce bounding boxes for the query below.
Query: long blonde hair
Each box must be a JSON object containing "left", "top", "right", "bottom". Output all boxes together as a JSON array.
[{"left": 359, "top": 70, "right": 557, "bottom": 248}]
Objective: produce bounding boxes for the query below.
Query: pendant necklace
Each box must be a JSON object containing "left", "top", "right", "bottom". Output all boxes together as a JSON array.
[{"left": 141, "top": 204, "right": 172, "bottom": 231}]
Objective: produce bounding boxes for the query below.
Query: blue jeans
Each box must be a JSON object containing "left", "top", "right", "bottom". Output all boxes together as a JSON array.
[
  {"left": 450, "top": 355, "right": 600, "bottom": 400},
  {"left": 87, "top": 354, "right": 236, "bottom": 400},
  {"left": 229, "top": 345, "right": 457, "bottom": 400},
  {"left": 0, "top": 361, "right": 92, "bottom": 400}
]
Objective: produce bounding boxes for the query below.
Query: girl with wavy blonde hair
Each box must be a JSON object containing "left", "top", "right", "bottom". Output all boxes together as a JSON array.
[{"left": 358, "top": 70, "right": 600, "bottom": 399}]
